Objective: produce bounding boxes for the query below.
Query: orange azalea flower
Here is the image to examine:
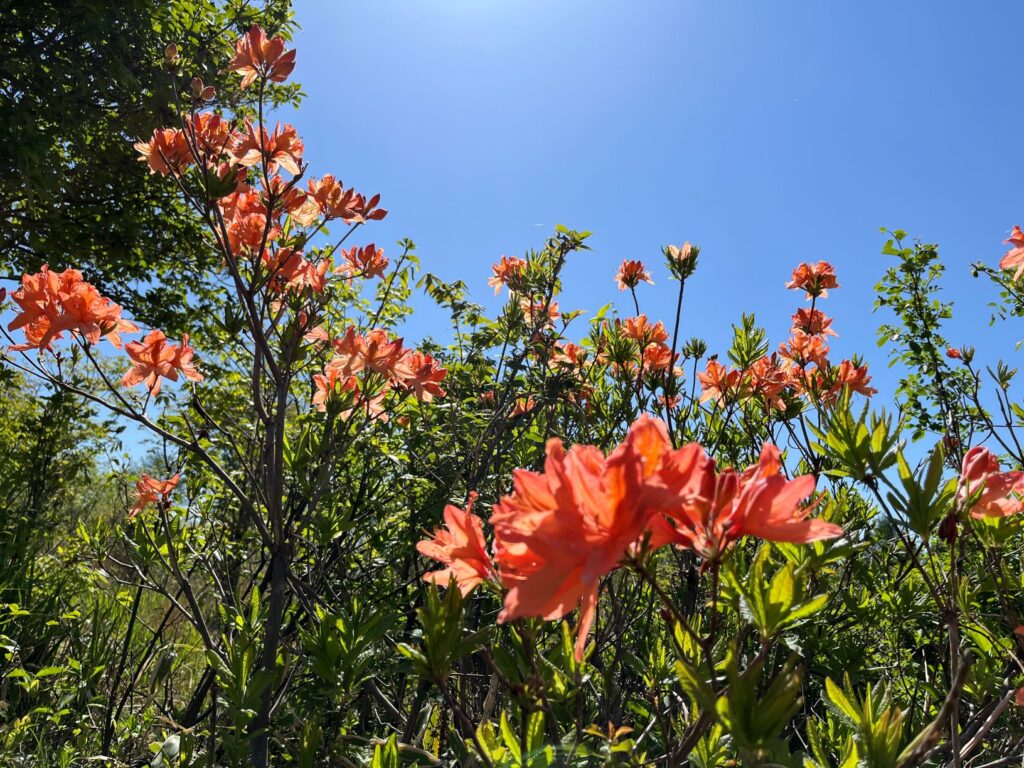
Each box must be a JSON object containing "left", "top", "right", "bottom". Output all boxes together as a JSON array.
[
  {"left": 228, "top": 25, "right": 296, "bottom": 89},
  {"left": 338, "top": 244, "right": 388, "bottom": 279},
  {"left": 340, "top": 389, "right": 389, "bottom": 423},
  {"left": 550, "top": 341, "right": 587, "bottom": 369},
  {"left": 615, "top": 259, "right": 654, "bottom": 291},
  {"left": 218, "top": 189, "right": 264, "bottom": 224},
  {"left": 487, "top": 256, "right": 527, "bottom": 295},
  {"left": 749, "top": 354, "right": 790, "bottom": 411},
  {"left": 303, "top": 325, "right": 330, "bottom": 345},
  {"left": 957, "top": 446, "right": 1024, "bottom": 518},
  {"left": 8, "top": 267, "right": 70, "bottom": 349},
  {"left": 1001, "top": 225, "right": 1024, "bottom": 281},
  {"left": 327, "top": 327, "right": 370, "bottom": 378},
  {"left": 205, "top": 162, "right": 249, "bottom": 196},
  {"left": 779, "top": 331, "right": 830, "bottom": 369},
  {"left": 8, "top": 267, "right": 138, "bottom": 351},
  {"left": 363, "top": 329, "right": 408, "bottom": 375},
  {"left": 225, "top": 211, "right": 278, "bottom": 255},
  {"left": 659, "top": 393, "right": 681, "bottom": 410},
  {"left": 787, "top": 364, "right": 826, "bottom": 398},
  {"left": 698, "top": 359, "right": 744, "bottom": 404},
  {"left": 417, "top": 493, "right": 495, "bottom": 595},
  {"left": 262, "top": 248, "right": 328, "bottom": 294},
  {"left": 791, "top": 308, "right": 837, "bottom": 337},
  {"left": 620, "top": 315, "right": 668, "bottom": 345},
  {"left": 394, "top": 352, "right": 447, "bottom": 402},
  {"left": 946, "top": 347, "right": 962, "bottom": 360},
  {"left": 642, "top": 343, "right": 677, "bottom": 374},
  {"left": 656, "top": 443, "right": 842, "bottom": 561},
  {"left": 186, "top": 112, "right": 236, "bottom": 159},
  {"left": 312, "top": 365, "right": 359, "bottom": 412},
  {"left": 283, "top": 188, "right": 321, "bottom": 227},
  {"left": 832, "top": 360, "right": 877, "bottom": 397},
  {"left": 519, "top": 297, "right": 560, "bottom": 328},
  {"left": 491, "top": 417, "right": 674, "bottom": 660},
  {"left": 341, "top": 191, "right": 388, "bottom": 224},
  {"left": 122, "top": 330, "right": 203, "bottom": 397},
  {"left": 232, "top": 121, "right": 304, "bottom": 176},
  {"left": 302, "top": 177, "right": 387, "bottom": 223},
  {"left": 786, "top": 261, "right": 839, "bottom": 299},
  {"left": 129, "top": 473, "right": 180, "bottom": 517},
  {"left": 48, "top": 282, "right": 137, "bottom": 349},
  {"left": 306, "top": 174, "right": 344, "bottom": 210},
  {"left": 306, "top": 175, "right": 357, "bottom": 220},
  {"left": 135, "top": 128, "right": 193, "bottom": 175},
  {"left": 510, "top": 396, "right": 537, "bottom": 417},
  {"left": 259, "top": 174, "right": 308, "bottom": 211}
]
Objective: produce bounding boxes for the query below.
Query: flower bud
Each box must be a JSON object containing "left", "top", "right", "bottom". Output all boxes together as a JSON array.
[
  {"left": 937, "top": 512, "right": 958, "bottom": 544},
  {"left": 664, "top": 241, "right": 700, "bottom": 280},
  {"left": 682, "top": 337, "right": 708, "bottom": 360},
  {"left": 165, "top": 43, "right": 179, "bottom": 62},
  {"left": 191, "top": 77, "right": 216, "bottom": 101}
]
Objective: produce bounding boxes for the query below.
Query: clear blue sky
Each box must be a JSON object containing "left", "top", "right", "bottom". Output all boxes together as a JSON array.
[{"left": 283, "top": 1, "right": 1022, "bottom": 402}]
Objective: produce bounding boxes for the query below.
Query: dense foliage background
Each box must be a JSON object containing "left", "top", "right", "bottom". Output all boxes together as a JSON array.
[{"left": 3, "top": 4, "right": 1024, "bottom": 768}]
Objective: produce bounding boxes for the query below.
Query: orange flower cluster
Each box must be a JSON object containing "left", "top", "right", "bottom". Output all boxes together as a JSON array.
[
  {"left": 6, "top": 268, "right": 203, "bottom": 399},
  {"left": 122, "top": 330, "right": 204, "bottom": 397},
  {"left": 313, "top": 328, "right": 447, "bottom": 416},
  {"left": 134, "top": 128, "right": 193, "bottom": 176},
  {"left": 338, "top": 244, "right": 388, "bottom": 280},
  {"left": 7, "top": 266, "right": 138, "bottom": 351},
  {"left": 519, "top": 297, "right": 560, "bottom": 328},
  {"left": 487, "top": 256, "right": 527, "bottom": 295},
  {"left": 418, "top": 416, "right": 841, "bottom": 660},
  {"left": 232, "top": 121, "right": 304, "bottom": 176},
  {"left": 129, "top": 473, "right": 181, "bottom": 517},
  {"left": 1000, "top": 225, "right": 1024, "bottom": 281},
  {"left": 699, "top": 262, "right": 875, "bottom": 408},
  {"left": 135, "top": 26, "right": 385, "bottom": 274},
  {"left": 957, "top": 446, "right": 1024, "bottom": 519},
  {"left": 417, "top": 493, "right": 495, "bottom": 595},
  {"left": 785, "top": 260, "right": 839, "bottom": 299},
  {"left": 228, "top": 25, "right": 296, "bottom": 89},
  {"left": 599, "top": 315, "right": 679, "bottom": 380},
  {"left": 302, "top": 174, "right": 388, "bottom": 224},
  {"left": 136, "top": 116, "right": 305, "bottom": 180},
  {"left": 262, "top": 248, "right": 329, "bottom": 294},
  {"left": 698, "top": 359, "right": 745, "bottom": 404},
  {"left": 615, "top": 259, "right": 654, "bottom": 291},
  {"left": 220, "top": 190, "right": 280, "bottom": 255},
  {"left": 549, "top": 341, "right": 587, "bottom": 370}
]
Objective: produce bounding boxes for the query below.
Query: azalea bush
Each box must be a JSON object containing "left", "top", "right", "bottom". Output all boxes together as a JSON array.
[{"left": 3, "top": 23, "right": 1024, "bottom": 768}]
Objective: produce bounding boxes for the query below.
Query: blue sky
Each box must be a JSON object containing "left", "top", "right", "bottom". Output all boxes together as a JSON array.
[{"left": 288, "top": 1, "right": 1021, "bottom": 400}]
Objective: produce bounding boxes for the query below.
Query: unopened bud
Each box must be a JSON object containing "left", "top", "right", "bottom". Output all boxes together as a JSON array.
[
  {"left": 191, "top": 77, "right": 217, "bottom": 101},
  {"left": 937, "top": 512, "right": 958, "bottom": 545},
  {"left": 664, "top": 241, "right": 700, "bottom": 280},
  {"left": 165, "top": 43, "right": 179, "bottom": 62}
]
